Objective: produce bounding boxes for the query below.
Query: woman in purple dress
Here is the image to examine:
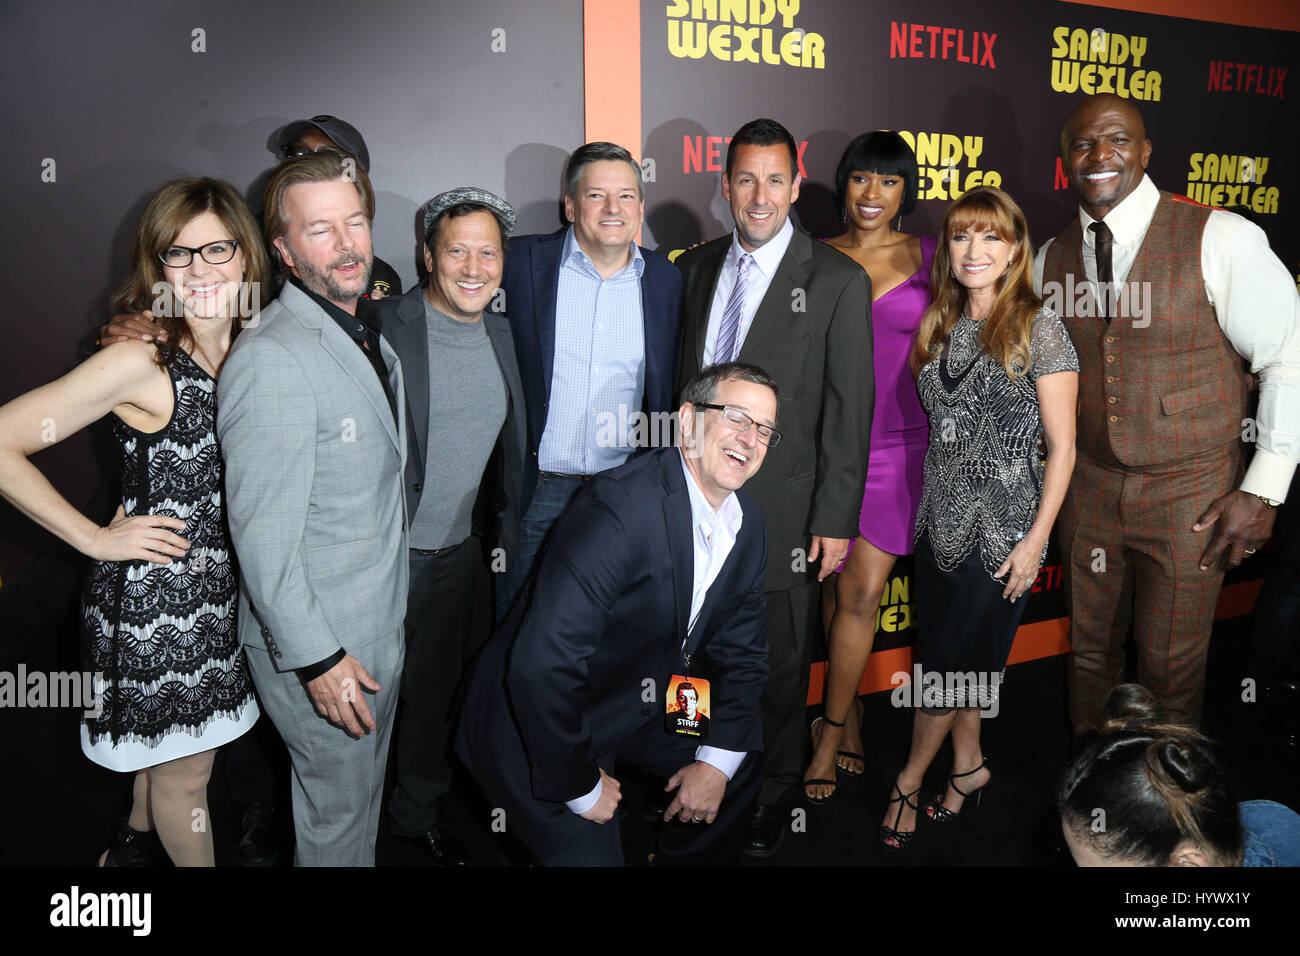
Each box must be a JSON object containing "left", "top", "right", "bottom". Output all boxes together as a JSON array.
[{"left": 805, "top": 132, "right": 933, "bottom": 802}]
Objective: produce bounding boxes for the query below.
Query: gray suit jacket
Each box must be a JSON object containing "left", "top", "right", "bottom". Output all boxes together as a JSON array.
[{"left": 217, "top": 281, "right": 409, "bottom": 671}]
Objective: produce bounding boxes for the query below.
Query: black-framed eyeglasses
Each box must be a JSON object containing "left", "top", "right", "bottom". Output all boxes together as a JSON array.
[
  {"left": 158, "top": 239, "right": 240, "bottom": 268},
  {"left": 694, "top": 403, "right": 781, "bottom": 447}
]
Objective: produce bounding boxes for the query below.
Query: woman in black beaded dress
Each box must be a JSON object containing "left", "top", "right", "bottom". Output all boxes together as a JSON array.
[
  {"left": 879, "top": 187, "right": 1079, "bottom": 850},
  {"left": 0, "top": 179, "right": 268, "bottom": 865}
]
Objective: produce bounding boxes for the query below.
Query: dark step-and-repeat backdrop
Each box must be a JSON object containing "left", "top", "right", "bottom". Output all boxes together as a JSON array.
[
  {"left": 624, "top": 0, "right": 1297, "bottom": 698},
  {"left": 1, "top": 1, "right": 1295, "bottom": 699}
]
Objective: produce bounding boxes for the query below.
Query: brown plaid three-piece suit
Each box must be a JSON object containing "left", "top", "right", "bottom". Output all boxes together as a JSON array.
[{"left": 1043, "top": 192, "right": 1250, "bottom": 730}]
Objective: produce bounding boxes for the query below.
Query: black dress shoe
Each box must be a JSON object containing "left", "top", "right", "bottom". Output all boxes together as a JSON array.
[
  {"left": 744, "top": 804, "right": 786, "bottom": 858},
  {"left": 235, "top": 802, "right": 280, "bottom": 868},
  {"left": 413, "top": 825, "right": 472, "bottom": 867},
  {"left": 100, "top": 818, "right": 163, "bottom": 867}
]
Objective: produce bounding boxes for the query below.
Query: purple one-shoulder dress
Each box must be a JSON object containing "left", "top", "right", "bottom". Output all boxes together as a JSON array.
[{"left": 853, "top": 234, "right": 935, "bottom": 556}]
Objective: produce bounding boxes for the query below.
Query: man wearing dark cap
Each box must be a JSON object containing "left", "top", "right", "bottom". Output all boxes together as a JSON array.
[
  {"left": 276, "top": 114, "right": 404, "bottom": 300},
  {"left": 378, "top": 187, "right": 526, "bottom": 865}
]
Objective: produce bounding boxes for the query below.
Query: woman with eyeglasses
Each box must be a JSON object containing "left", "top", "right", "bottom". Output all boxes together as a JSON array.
[
  {"left": 0, "top": 178, "right": 269, "bottom": 865},
  {"left": 880, "top": 187, "right": 1078, "bottom": 850}
]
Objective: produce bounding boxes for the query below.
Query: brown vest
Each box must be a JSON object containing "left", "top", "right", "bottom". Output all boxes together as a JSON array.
[{"left": 1042, "top": 191, "right": 1248, "bottom": 468}]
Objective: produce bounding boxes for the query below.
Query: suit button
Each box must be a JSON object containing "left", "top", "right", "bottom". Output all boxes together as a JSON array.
[
  {"left": 1104, "top": 335, "right": 1115, "bottom": 343},
  {"left": 1105, "top": 355, "right": 1116, "bottom": 364},
  {"left": 1107, "top": 396, "right": 1118, "bottom": 404},
  {"left": 1106, "top": 375, "right": 1116, "bottom": 383},
  {"left": 413, "top": 482, "right": 423, "bottom": 494},
  {"left": 273, "top": 650, "right": 282, "bottom": 660},
  {"left": 1109, "top": 415, "right": 1119, "bottom": 423}
]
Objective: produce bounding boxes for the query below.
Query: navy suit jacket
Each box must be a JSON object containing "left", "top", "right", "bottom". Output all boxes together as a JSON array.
[
  {"left": 458, "top": 447, "right": 769, "bottom": 804},
  {"left": 496, "top": 227, "right": 683, "bottom": 512},
  {"left": 379, "top": 285, "right": 527, "bottom": 563}
]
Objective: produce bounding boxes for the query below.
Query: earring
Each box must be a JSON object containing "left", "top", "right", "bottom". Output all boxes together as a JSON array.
[
  {"left": 895, "top": 213, "right": 903, "bottom": 232},
  {"left": 842, "top": 207, "right": 848, "bottom": 224}
]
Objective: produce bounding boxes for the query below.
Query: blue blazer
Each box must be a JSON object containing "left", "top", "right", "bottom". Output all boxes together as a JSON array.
[
  {"left": 497, "top": 227, "right": 683, "bottom": 512},
  {"left": 457, "top": 447, "right": 769, "bottom": 804}
]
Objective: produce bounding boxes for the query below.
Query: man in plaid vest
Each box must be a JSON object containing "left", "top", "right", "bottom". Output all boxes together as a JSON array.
[{"left": 1034, "top": 93, "right": 1300, "bottom": 730}]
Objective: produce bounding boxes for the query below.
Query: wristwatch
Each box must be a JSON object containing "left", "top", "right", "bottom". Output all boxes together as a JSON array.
[{"left": 1254, "top": 494, "right": 1281, "bottom": 509}]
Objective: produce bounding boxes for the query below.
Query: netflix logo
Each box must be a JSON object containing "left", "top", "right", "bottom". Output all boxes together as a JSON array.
[
  {"left": 1207, "top": 61, "right": 1286, "bottom": 98},
  {"left": 683, "top": 135, "right": 809, "bottom": 177},
  {"left": 889, "top": 22, "right": 997, "bottom": 69}
]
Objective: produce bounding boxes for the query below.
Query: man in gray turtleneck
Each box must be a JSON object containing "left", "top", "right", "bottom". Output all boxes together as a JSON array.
[{"left": 379, "top": 188, "right": 526, "bottom": 865}]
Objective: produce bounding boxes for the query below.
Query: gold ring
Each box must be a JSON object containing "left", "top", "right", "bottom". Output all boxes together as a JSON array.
[{"left": 1244, "top": 547, "right": 1257, "bottom": 555}]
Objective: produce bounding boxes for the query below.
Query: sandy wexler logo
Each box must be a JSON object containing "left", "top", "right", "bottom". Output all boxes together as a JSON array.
[
  {"left": 1050, "top": 26, "right": 1161, "bottom": 101},
  {"left": 876, "top": 573, "right": 915, "bottom": 634},
  {"left": 896, "top": 131, "right": 1001, "bottom": 201},
  {"left": 1186, "top": 153, "right": 1278, "bottom": 215},
  {"left": 667, "top": 0, "right": 825, "bottom": 69}
]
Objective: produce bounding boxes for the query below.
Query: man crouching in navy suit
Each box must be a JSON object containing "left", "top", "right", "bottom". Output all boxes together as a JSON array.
[{"left": 457, "top": 362, "right": 779, "bottom": 865}]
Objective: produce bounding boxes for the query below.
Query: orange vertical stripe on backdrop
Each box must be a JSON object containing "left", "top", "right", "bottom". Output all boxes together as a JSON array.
[
  {"left": 583, "top": 0, "right": 642, "bottom": 240},
  {"left": 583, "top": 0, "right": 642, "bottom": 156}
]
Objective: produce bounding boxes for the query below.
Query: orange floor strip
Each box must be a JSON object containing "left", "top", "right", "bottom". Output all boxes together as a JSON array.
[{"left": 806, "top": 579, "right": 1263, "bottom": 705}]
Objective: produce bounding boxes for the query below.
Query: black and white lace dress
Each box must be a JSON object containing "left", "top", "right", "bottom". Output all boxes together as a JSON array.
[{"left": 81, "top": 348, "right": 257, "bottom": 771}]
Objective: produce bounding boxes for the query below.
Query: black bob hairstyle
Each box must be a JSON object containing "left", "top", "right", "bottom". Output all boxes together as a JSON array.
[{"left": 833, "top": 130, "right": 920, "bottom": 217}]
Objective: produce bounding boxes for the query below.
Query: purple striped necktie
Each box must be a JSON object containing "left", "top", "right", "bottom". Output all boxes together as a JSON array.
[{"left": 714, "top": 252, "right": 753, "bottom": 364}]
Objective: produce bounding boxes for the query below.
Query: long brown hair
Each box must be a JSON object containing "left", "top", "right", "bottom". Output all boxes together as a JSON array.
[
  {"left": 111, "top": 178, "right": 269, "bottom": 366},
  {"left": 910, "top": 187, "right": 1041, "bottom": 380}
]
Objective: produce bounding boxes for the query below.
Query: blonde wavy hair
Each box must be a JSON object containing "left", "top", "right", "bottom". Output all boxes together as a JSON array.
[{"left": 910, "top": 187, "right": 1041, "bottom": 380}]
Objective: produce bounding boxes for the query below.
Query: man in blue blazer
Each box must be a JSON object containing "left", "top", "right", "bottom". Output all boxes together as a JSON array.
[
  {"left": 493, "top": 142, "right": 684, "bottom": 621},
  {"left": 457, "top": 363, "right": 778, "bottom": 866}
]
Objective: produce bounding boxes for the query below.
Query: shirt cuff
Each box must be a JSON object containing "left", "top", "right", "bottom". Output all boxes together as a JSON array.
[
  {"left": 1240, "top": 448, "right": 1297, "bottom": 503},
  {"left": 694, "top": 746, "right": 745, "bottom": 780},
  {"left": 566, "top": 778, "right": 602, "bottom": 815},
  {"left": 296, "top": 648, "right": 346, "bottom": 682}
]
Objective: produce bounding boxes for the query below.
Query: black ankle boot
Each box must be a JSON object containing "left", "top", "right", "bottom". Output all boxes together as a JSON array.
[{"left": 100, "top": 818, "right": 163, "bottom": 867}]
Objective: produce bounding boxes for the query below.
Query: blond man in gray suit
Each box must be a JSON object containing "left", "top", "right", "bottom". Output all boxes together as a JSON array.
[{"left": 217, "top": 152, "right": 408, "bottom": 866}]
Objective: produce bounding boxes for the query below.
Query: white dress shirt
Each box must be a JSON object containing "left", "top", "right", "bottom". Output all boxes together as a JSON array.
[
  {"left": 702, "top": 217, "right": 795, "bottom": 366},
  {"left": 564, "top": 450, "right": 748, "bottom": 815},
  {"left": 1033, "top": 174, "right": 1300, "bottom": 501}
]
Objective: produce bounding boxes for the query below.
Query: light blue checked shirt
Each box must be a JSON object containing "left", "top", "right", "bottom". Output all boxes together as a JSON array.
[{"left": 538, "top": 227, "right": 647, "bottom": 475}]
